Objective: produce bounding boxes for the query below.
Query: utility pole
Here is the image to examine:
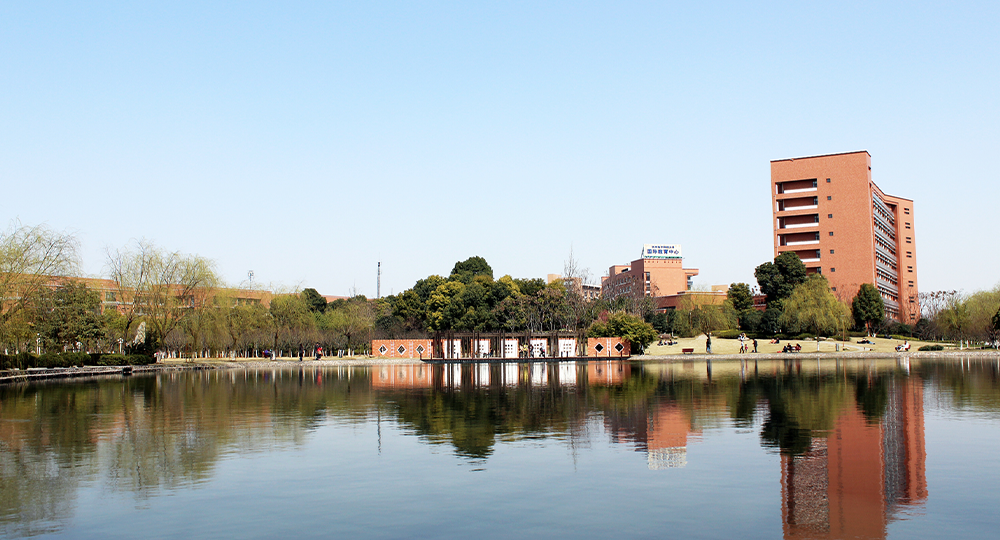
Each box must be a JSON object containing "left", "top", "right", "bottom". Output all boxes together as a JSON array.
[{"left": 377, "top": 261, "right": 381, "bottom": 299}]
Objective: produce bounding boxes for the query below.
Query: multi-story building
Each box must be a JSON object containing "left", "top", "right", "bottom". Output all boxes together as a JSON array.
[
  {"left": 771, "top": 151, "right": 918, "bottom": 323},
  {"left": 600, "top": 244, "right": 699, "bottom": 303}
]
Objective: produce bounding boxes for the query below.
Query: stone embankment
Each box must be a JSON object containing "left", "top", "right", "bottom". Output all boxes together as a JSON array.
[
  {"left": 635, "top": 350, "right": 1000, "bottom": 362},
  {"left": 3, "top": 350, "right": 997, "bottom": 385}
]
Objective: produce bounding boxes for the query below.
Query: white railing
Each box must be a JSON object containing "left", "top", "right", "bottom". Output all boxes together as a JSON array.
[{"left": 780, "top": 222, "right": 819, "bottom": 229}]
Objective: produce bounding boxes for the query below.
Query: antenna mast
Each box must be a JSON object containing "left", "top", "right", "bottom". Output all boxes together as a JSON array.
[{"left": 377, "top": 261, "right": 381, "bottom": 299}]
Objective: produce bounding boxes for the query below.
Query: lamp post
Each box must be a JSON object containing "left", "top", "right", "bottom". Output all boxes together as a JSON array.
[
  {"left": 36, "top": 333, "right": 40, "bottom": 355},
  {"left": 119, "top": 338, "right": 123, "bottom": 355}
]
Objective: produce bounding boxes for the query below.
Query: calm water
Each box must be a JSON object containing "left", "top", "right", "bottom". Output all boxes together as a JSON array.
[{"left": 2, "top": 358, "right": 999, "bottom": 539}]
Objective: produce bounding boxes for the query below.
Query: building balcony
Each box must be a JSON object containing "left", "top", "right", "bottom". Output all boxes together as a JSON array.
[
  {"left": 779, "top": 222, "right": 819, "bottom": 229},
  {"left": 784, "top": 240, "right": 820, "bottom": 246}
]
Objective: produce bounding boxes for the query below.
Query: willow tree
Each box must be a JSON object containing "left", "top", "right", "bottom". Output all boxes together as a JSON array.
[
  {"left": 106, "top": 240, "right": 219, "bottom": 351},
  {"left": 781, "top": 274, "right": 852, "bottom": 341},
  {"left": 0, "top": 222, "right": 79, "bottom": 351}
]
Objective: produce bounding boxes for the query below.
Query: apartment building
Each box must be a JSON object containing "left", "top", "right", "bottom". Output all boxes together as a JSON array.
[{"left": 771, "top": 151, "right": 918, "bottom": 322}]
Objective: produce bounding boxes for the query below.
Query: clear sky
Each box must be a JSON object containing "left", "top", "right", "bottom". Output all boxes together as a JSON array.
[{"left": 3, "top": 2, "right": 997, "bottom": 297}]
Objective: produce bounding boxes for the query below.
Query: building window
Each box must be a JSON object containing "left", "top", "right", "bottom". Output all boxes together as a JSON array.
[
  {"left": 827, "top": 196, "right": 832, "bottom": 200},
  {"left": 906, "top": 223, "right": 911, "bottom": 229},
  {"left": 813, "top": 215, "right": 820, "bottom": 223},
  {"left": 105, "top": 292, "right": 115, "bottom": 301},
  {"left": 906, "top": 237, "right": 911, "bottom": 243},
  {"left": 830, "top": 249, "right": 835, "bottom": 254},
  {"left": 907, "top": 252, "right": 912, "bottom": 258},
  {"left": 813, "top": 196, "right": 818, "bottom": 205},
  {"left": 829, "top": 231, "right": 834, "bottom": 236},
  {"left": 826, "top": 178, "right": 831, "bottom": 183},
  {"left": 828, "top": 214, "right": 833, "bottom": 218},
  {"left": 905, "top": 208, "right": 910, "bottom": 214},
  {"left": 814, "top": 232, "right": 820, "bottom": 240},
  {"left": 908, "top": 266, "right": 913, "bottom": 272},
  {"left": 831, "top": 286, "right": 837, "bottom": 291},
  {"left": 831, "top": 268, "right": 836, "bottom": 272},
  {"left": 812, "top": 180, "right": 817, "bottom": 187}
]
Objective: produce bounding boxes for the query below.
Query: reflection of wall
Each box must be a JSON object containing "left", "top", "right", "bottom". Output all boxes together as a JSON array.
[
  {"left": 587, "top": 360, "right": 631, "bottom": 386},
  {"left": 372, "top": 365, "right": 433, "bottom": 389},
  {"left": 781, "top": 379, "right": 926, "bottom": 540}
]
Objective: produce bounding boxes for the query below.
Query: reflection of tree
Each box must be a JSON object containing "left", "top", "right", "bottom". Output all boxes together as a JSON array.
[{"left": 0, "top": 369, "right": 375, "bottom": 535}]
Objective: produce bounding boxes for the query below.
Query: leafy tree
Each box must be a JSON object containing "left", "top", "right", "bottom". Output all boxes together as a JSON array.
[
  {"left": 427, "top": 281, "right": 467, "bottom": 331},
  {"left": 851, "top": 283, "right": 885, "bottom": 335},
  {"left": 513, "top": 278, "right": 546, "bottom": 297},
  {"left": 992, "top": 307, "right": 1000, "bottom": 348},
  {"left": 755, "top": 252, "right": 807, "bottom": 307},
  {"left": 781, "top": 274, "right": 851, "bottom": 338},
  {"left": 301, "top": 288, "right": 328, "bottom": 313},
  {"left": 727, "top": 283, "right": 754, "bottom": 312},
  {"left": 727, "top": 282, "right": 758, "bottom": 331},
  {"left": 450, "top": 256, "right": 493, "bottom": 283},
  {"left": 34, "top": 281, "right": 105, "bottom": 351},
  {"left": 587, "top": 312, "right": 657, "bottom": 351},
  {"left": 759, "top": 307, "right": 783, "bottom": 336},
  {"left": 0, "top": 222, "right": 79, "bottom": 350}
]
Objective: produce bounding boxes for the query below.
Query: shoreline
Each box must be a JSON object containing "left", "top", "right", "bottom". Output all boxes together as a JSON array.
[{"left": 3, "top": 349, "right": 998, "bottom": 385}]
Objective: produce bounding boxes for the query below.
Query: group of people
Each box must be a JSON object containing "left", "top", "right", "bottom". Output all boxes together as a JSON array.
[
  {"left": 781, "top": 343, "right": 802, "bottom": 353},
  {"left": 738, "top": 333, "right": 758, "bottom": 354}
]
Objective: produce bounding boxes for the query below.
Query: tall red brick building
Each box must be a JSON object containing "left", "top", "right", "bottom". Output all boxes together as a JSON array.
[{"left": 771, "top": 151, "right": 918, "bottom": 323}]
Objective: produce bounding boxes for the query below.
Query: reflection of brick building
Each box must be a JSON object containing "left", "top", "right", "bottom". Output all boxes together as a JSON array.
[
  {"left": 781, "top": 378, "right": 926, "bottom": 540},
  {"left": 647, "top": 403, "right": 699, "bottom": 469},
  {"left": 603, "top": 396, "right": 699, "bottom": 470}
]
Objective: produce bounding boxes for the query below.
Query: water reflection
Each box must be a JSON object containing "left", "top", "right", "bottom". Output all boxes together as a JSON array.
[{"left": 1, "top": 358, "right": 999, "bottom": 538}]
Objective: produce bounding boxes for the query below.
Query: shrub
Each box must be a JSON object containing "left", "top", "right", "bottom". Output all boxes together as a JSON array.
[
  {"left": 97, "top": 354, "right": 128, "bottom": 366},
  {"left": 918, "top": 344, "right": 944, "bottom": 351},
  {"left": 38, "top": 353, "right": 71, "bottom": 368},
  {"left": 126, "top": 354, "right": 155, "bottom": 365},
  {"left": 60, "top": 352, "right": 90, "bottom": 367}
]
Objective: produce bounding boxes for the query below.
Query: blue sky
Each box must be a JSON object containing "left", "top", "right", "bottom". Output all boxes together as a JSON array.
[{"left": 3, "top": 1, "right": 997, "bottom": 297}]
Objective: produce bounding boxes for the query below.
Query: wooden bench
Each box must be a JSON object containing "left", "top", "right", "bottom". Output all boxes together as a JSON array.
[{"left": 682, "top": 348, "right": 694, "bottom": 355}]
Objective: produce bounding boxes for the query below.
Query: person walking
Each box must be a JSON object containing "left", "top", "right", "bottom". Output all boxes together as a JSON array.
[
  {"left": 753, "top": 339, "right": 758, "bottom": 353},
  {"left": 299, "top": 345, "right": 304, "bottom": 362},
  {"left": 706, "top": 334, "right": 712, "bottom": 354}
]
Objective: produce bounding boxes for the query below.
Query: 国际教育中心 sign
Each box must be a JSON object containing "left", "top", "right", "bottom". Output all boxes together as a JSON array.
[{"left": 642, "top": 244, "right": 682, "bottom": 259}]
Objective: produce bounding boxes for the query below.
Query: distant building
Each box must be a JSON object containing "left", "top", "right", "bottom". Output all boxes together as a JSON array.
[
  {"left": 600, "top": 244, "right": 699, "bottom": 302},
  {"left": 546, "top": 274, "right": 601, "bottom": 301},
  {"left": 771, "top": 151, "right": 918, "bottom": 322}
]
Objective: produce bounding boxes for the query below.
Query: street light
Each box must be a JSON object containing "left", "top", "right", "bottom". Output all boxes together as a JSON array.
[{"left": 36, "top": 333, "right": 40, "bottom": 355}]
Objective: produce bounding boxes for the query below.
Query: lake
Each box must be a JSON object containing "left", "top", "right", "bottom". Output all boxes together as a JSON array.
[{"left": 2, "top": 357, "right": 999, "bottom": 539}]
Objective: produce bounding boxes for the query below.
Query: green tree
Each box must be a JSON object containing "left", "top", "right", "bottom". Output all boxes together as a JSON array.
[
  {"left": 587, "top": 312, "right": 657, "bottom": 352},
  {"left": 727, "top": 283, "right": 754, "bottom": 312},
  {"left": 34, "top": 281, "right": 106, "bottom": 351},
  {"left": 0, "top": 222, "right": 79, "bottom": 350},
  {"left": 450, "top": 256, "right": 493, "bottom": 283},
  {"left": 851, "top": 283, "right": 885, "bottom": 335},
  {"left": 781, "top": 274, "right": 851, "bottom": 339},
  {"left": 755, "top": 252, "right": 807, "bottom": 308},
  {"left": 301, "top": 288, "right": 328, "bottom": 313}
]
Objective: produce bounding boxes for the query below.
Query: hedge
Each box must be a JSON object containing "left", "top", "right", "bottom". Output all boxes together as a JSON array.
[{"left": 1, "top": 352, "right": 157, "bottom": 370}]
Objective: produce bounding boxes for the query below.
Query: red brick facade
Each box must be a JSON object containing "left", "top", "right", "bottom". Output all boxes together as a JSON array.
[
  {"left": 587, "top": 337, "right": 631, "bottom": 357},
  {"left": 371, "top": 339, "right": 433, "bottom": 359}
]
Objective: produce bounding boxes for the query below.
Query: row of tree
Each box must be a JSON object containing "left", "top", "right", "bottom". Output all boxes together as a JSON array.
[
  {"left": 0, "top": 223, "right": 377, "bottom": 357},
  {"left": 6, "top": 220, "right": 998, "bottom": 356}
]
